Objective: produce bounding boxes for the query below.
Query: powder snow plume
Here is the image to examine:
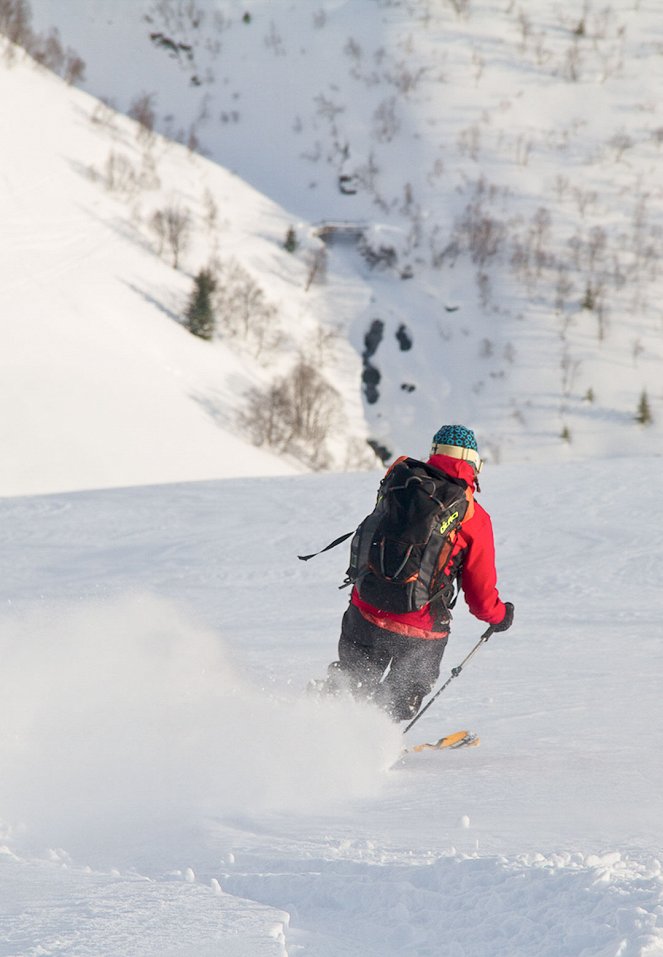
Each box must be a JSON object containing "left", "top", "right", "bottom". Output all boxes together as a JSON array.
[{"left": 0, "top": 595, "right": 400, "bottom": 856}]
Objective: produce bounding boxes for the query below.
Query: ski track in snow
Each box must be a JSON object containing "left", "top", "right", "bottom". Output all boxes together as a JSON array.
[
  {"left": 0, "top": 850, "right": 288, "bottom": 957},
  {"left": 221, "top": 851, "right": 663, "bottom": 957},
  {"left": 2, "top": 847, "right": 662, "bottom": 957}
]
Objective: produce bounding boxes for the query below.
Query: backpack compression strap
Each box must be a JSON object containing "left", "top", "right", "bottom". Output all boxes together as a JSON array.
[
  {"left": 297, "top": 457, "right": 409, "bottom": 563},
  {"left": 298, "top": 455, "right": 441, "bottom": 565},
  {"left": 297, "top": 530, "right": 354, "bottom": 562}
]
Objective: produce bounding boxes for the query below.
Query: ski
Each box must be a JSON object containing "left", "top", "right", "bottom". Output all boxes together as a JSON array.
[{"left": 404, "top": 729, "right": 479, "bottom": 754}]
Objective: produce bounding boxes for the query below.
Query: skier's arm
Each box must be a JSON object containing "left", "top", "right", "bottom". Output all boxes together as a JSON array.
[{"left": 459, "top": 508, "right": 507, "bottom": 625}]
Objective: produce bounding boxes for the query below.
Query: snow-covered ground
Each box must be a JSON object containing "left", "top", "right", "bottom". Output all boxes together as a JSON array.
[{"left": 2, "top": 460, "right": 662, "bottom": 955}]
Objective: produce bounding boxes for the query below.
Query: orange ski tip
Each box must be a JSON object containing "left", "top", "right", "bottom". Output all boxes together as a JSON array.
[{"left": 410, "top": 729, "right": 470, "bottom": 752}]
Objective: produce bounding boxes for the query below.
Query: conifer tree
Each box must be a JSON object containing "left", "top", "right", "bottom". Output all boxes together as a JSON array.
[
  {"left": 185, "top": 269, "right": 216, "bottom": 341},
  {"left": 635, "top": 388, "right": 653, "bottom": 425}
]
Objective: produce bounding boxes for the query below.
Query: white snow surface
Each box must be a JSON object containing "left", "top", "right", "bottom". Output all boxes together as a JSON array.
[
  {"left": 0, "top": 49, "right": 304, "bottom": 495},
  {"left": 1, "top": 460, "right": 663, "bottom": 955}
]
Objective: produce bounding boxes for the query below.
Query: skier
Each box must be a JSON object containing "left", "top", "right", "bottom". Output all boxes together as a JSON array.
[{"left": 327, "top": 425, "right": 514, "bottom": 721}]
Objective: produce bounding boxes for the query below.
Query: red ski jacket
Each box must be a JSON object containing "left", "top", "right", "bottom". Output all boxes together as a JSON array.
[{"left": 351, "top": 453, "right": 507, "bottom": 639}]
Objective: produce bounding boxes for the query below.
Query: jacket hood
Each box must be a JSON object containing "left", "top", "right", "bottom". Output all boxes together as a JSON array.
[{"left": 427, "top": 453, "right": 478, "bottom": 490}]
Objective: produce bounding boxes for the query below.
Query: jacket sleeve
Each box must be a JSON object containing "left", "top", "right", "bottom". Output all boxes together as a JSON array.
[{"left": 458, "top": 505, "right": 506, "bottom": 625}]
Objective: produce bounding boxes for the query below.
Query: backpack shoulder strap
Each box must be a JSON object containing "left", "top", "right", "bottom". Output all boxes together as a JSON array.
[{"left": 463, "top": 485, "right": 475, "bottom": 522}]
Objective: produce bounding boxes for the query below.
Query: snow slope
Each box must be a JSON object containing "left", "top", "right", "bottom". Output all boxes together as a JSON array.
[
  {"left": 26, "top": 0, "right": 663, "bottom": 464},
  {"left": 1, "top": 460, "right": 662, "bottom": 955},
  {"left": 0, "top": 46, "right": 301, "bottom": 495},
  {"left": 1, "top": 38, "right": 378, "bottom": 496}
]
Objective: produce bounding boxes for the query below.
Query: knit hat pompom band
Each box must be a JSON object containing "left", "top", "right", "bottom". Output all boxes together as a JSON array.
[
  {"left": 430, "top": 425, "right": 482, "bottom": 473},
  {"left": 430, "top": 442, "right": 483, "bottom": 473}
]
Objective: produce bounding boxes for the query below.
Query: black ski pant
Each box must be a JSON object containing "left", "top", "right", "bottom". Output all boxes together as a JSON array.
[{"left": 337, "top": 603, "right": 448, "bottom": 721}]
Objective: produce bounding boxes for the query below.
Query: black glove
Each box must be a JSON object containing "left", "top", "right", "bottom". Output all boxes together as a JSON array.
[{"left": 491, "top": 602, "right": 514, "bottom": 633}]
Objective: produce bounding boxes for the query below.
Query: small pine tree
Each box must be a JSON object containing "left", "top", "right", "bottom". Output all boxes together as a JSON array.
[
  {"left": 635, "top": 389, "right": 653, "bottom": 425},
  {"left": 581, "top": 283, "right": 596, "bottom": 311},
  {"left": 186, "top": 269, "right": 216, "bottom": 340},
  {"left": 284, "top": 226, "right": 298, "bottom": 253},
  {"left": 561, "top": 425, "right": 572, "bottom": 443}
]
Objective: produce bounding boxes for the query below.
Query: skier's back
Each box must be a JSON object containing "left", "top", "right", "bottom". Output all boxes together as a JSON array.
[{"left": 328, "top": 424, "right": 514, "bottom": 720}]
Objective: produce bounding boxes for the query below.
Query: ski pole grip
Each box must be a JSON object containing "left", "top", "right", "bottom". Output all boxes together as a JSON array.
[{"left": 481, "top": 625, "right": 496, "bottom": 641}]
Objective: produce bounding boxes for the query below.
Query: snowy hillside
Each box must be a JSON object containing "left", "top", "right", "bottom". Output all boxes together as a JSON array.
[
  {"left": 1, "top": 29, "right": 377, "bottom": 496},
  {"left": 25, "top": 0, "right": 663, "bottom": 467},
  {"left": 1, "top": 460, "right": 663, "bottom": 955}
]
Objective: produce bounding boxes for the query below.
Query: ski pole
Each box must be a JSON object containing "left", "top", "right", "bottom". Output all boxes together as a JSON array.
[{"left": 403, "top": 624, "right": 495, "bottom": 735}]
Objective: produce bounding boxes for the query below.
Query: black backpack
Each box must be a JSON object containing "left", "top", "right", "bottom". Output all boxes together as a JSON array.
[{"left": 344, "top": 457, "right": 472, "bottom": 614}]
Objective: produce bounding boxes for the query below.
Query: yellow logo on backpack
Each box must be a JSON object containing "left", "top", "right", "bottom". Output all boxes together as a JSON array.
[{"left": 440, "top": 511, "right": 460, "bottom": 534}]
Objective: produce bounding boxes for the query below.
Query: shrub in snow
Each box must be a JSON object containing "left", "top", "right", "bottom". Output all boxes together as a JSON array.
[
  {"left": 90, "top": 97, "right": 118, "bottom": 131},
  {"left": 358, "top": 236, "right": 398, "bottom": 271},
  {"left": 101, "top": 149, "right": 160, "bottom": 197},
  {"left": 128, "top": 91, "right": 157, "bottom": 142},
  {"left": 581, "top": 283, "right": 597, "bottom": 311},
  {"left": 202, "top": 188, "right": 219, "bottom": 233},
  {"left": 635, "top": 389, "right": 653, "bottom": 426},
  {"left": 284, "top": 226, "right": 298, "bottom": 253},
  {"left": 305, "top": 246, "right": 328, "bottom": 290},
  {"left": 457, "top": 202, "right": 505, "bottom": 268},
  {"left": 185, "top": 269, "right": 216, "bottom": 341},
  {"left": 103, "top": 151, "right": 138, "bottom": 195},
  {"left": 0, "top": 0, "right": 31, "bottom": 48},
  {"left": 211, "top": 258, "right": 282, "bottom": 359},
  {"left": 240, "top": 356, "right": 342, "bottom": 470},
  {"left": 31, "top": 26, "right": 85, "bottom": 84},
  {"left": 305, "top": 323, "right": 340, "bottom": 367},
  {"left": 150, "top": 204, "right": 191, "bottom": 268},
  {"left": 0, "top": 0, "right": 85, "bottom": 82},
  {"left": 372, "top": 96, "right": 400, "bottom": 143},
  {"left": 580, "top": 281, "right": 608, "bottom": 341},
  {"left": 448, "top": 0, "right": 471, "bottom": 14}
]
